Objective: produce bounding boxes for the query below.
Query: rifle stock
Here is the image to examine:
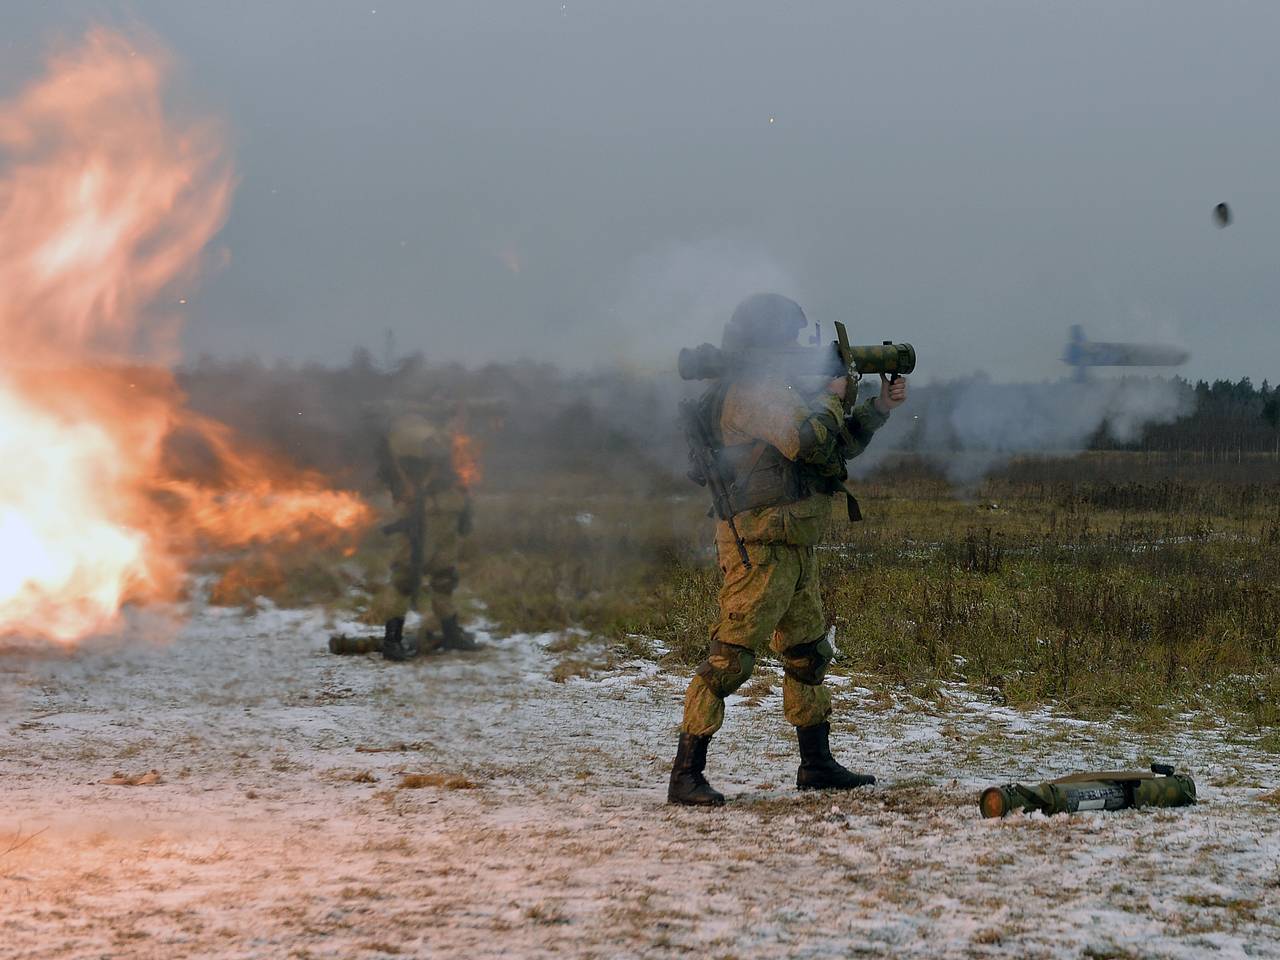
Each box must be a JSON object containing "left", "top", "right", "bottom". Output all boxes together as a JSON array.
[{"left": 679, "top": 399, "right": 751, "bottom": 570}]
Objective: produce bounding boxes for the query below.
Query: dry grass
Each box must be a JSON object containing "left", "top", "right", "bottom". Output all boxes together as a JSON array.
[
  {"left": 397, "top": 773, "right": 480, "bottom": 790},
  {"left": 549, "top": 657, "right": 608, "bottom": 683},
  {"left": 202, "top": 452, "right": 1280, "bottom": 734}
]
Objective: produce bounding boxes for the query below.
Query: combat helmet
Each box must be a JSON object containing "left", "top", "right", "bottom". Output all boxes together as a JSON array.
[{"left": 721, "top": 293, "right": 809, "bottom": 351}]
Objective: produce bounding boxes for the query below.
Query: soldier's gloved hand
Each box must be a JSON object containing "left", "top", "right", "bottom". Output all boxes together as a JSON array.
[{"left": 874, "top": 374, "right": 908, "bottom": 414}]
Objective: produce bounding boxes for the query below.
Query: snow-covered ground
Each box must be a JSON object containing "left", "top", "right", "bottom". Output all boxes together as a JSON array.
[{"left": 1, "top": 605, "right": 1278, "bottom": 959}]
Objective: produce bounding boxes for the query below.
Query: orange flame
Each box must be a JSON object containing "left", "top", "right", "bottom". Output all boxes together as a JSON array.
[
  {"left": 451, "top": 431, "right": 482, "bottom": 490},
  {"left": 0, "top": 30, "right": 369, "bottom": 646}
]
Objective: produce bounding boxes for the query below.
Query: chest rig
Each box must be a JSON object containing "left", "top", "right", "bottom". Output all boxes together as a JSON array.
[{"left": 697, "top": 380, "right": 810, "bottom": 515}]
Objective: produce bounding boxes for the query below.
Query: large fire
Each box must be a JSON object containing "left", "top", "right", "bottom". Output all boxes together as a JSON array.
[{"left": 0, "top": 30, "right": 370, "bottom": 647}]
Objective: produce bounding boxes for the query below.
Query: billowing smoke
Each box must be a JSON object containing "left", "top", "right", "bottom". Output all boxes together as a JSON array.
[
  {"left": 605, "top": 254, "right": 1197, "bottom": 490},
  {"left": 852, "top": 374, "right": 1194, "bottom": 485},
  {"left": 606, "top": 238, "right": 797, "bottom": 371}
]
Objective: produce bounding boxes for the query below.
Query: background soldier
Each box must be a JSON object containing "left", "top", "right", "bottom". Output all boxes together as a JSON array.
[
  {"left": 669, "top": 293, "right": 908, "bottom": 806},
  {"left": 378, "top": 409, "right": 475, "bottom": 660}
]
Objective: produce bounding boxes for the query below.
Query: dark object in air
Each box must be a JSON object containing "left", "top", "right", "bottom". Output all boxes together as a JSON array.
[
  {"left": 1062, "top": 325, "right": 1188, "bottom": 381},
  {"left": 328, "top": 633, "right": 381, "bottom": 655},
  {"left": 1214, "top": 202, "right": 1232, "bottom": 228},
  {"left": 796, "top": 721, "right": 876, "bottom": 790},
  {"left": 979, "top": 763, "right": 1196, "bottom": 818},
  {"left": 381, "top": 616, "right": 416, "bottom": 662},
  {"left": 667, "top": 732, "right": 726, "bottom": 806}
]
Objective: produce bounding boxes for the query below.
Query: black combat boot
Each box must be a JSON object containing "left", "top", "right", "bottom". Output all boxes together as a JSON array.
[
  {"left": 796, "top": 722, "right": 876, "bottom": 790},
  {"left": 381, "top": 616, "right": 415, "bottom": 662},
  {"left": 667, "top": 733, "right": 725, "bottom": 806},
  {"left": 440, "top": 615, "right": 477, "bottom": 651}
]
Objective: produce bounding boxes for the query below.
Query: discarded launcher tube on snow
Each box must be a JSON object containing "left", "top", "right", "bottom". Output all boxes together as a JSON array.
[{"left": 979, "top": 764, "right": 1197, "bottom": 818}]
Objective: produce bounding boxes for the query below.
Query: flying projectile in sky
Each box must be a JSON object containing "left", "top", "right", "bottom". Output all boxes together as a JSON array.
[{"left": 1062, "top": 325, "right": 1189, "bottom": 381}]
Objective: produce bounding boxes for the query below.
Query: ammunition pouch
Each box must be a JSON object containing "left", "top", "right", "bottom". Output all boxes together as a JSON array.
[
  {"left": 798, "top": 465, "right": 862, "bottom": 523},
  {"left": 688, "top": 381, "right": 808, "bottom": 518},
  {"left": 688, "top": 378, "right": 863, "bottom": 521},
  {"left": 781, "top": 634, "right": 834, "bottom": 686},
  {"left": 695, "top": 640, "right": 756, "bottom": 698},
  {"left": 720, "top": 442, "right": 809, "bottom": 514}
]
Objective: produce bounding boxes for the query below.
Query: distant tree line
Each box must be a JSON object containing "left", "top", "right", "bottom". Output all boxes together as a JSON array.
[{"left": 1098, "top": 376, "right": 1280, "bottom": 455}]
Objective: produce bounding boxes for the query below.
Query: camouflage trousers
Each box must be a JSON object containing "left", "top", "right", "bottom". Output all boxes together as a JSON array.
[
  {"left": 387, "top": 499, "right": 464, "bottom": 634},
  {"left": 681, "top": 540, "right": 833, "bottom": 736}
]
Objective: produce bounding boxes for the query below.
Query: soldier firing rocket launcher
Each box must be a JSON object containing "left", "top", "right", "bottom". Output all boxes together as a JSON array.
[
  {"left": 679, "top": 318, "right": 915, "bottom": 569},
  {"left": 678, "top": 321, "right": 916, "bottom": 386},
  {"left": 979, "top": 763, "right": 1197, "bottom": 818}
]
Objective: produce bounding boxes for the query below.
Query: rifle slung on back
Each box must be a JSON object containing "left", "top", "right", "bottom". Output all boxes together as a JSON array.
[{"left": 680, "top": 398, "right": 752, "bottom": 570}]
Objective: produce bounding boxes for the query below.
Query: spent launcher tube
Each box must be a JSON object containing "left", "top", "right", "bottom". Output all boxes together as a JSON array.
[
  {"left": 328, "top": 634, "right": 381, "bottom": 655},
  {"left": 979, "top": 764, "right": 1197, "bottom": 818}
]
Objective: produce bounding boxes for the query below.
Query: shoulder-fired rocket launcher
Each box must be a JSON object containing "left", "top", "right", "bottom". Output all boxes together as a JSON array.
[
  {"left": 677, "top": 321, "right": 915, "bottom": 569},
  {"left": 678, "top": 320, "right": 915, "bottom": 384}
]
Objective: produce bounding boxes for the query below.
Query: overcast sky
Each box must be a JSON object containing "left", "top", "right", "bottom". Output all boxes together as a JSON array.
[{"left": 4, "top": 1, "right": 1279, "bottom": 382}]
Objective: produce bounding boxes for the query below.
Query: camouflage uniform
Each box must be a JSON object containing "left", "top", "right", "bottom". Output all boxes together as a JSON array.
[
  {"left": 681, "top": 378, "right": 888, "bottom": 736},
  {"left": 380, "top": 413, "right": 474, "bottom": 654},
  {"left": 668, "top": 291, "right": 893, "bottom": 805}
]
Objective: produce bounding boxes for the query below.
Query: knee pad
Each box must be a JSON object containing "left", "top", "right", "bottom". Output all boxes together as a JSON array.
[
  {"left": 695, "top": 640, "right": 755, "bottom": 698},
  {"left": 782, "top": 634, "right": 833, "bottom": 686},
  {"left": 430, "top": 566, "right": 460, "bottom": 593}
]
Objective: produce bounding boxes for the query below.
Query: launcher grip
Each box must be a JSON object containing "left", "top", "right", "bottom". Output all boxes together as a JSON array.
[{"left": 883, "top": 341, "right": 900, "bottom": 383}]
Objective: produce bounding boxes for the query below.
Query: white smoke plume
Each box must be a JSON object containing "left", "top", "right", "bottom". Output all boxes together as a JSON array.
[
  {"left": 606, "top": 237, "right": 796, "bottom": 371},
  {"left": 853, "top": 375, "right": 1194, "bottom": 486}
]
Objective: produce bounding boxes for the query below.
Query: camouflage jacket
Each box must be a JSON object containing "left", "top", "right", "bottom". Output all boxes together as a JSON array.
[{"left": 716, "top": 377, "right": 888, "bottom": 547}]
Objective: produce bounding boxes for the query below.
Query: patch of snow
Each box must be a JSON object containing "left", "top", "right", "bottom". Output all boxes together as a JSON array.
[{"left": 0, "top": 602, "right": 1276, "bottom": 958}]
